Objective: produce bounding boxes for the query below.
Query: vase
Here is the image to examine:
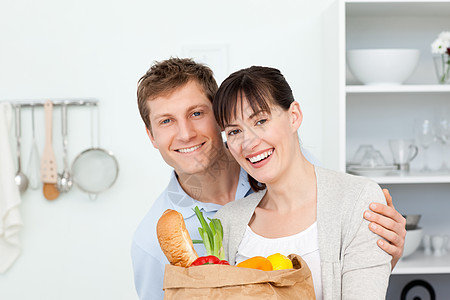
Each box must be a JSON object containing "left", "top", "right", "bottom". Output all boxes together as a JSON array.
[{"left": 433, "top": 53, "right": 450, "bottom": 84}]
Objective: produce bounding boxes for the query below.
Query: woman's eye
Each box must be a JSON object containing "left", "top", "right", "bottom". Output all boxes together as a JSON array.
[
  {"left": 256, "top": 119, "right": 267, "bottom": 125},
  {"left": 192, "top": 111, "right": 201, "bottom": 117},
  {"left": 227, "top": 129, "right": 241, "bottom": 136}
]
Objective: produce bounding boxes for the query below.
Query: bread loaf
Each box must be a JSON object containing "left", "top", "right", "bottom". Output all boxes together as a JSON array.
[{"left": 157, "top": 209, "right": 198, "bottom": 267}]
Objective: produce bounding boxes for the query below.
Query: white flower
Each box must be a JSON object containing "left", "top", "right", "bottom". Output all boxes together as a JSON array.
[
  {"left": 438, "top": 31, "right": 450, "bottom": 41},
  {"left": 431, "top": 31, "right": 450, "bottom": 54},
  {"left": 431, "top": 38, "right": 449, "bottom": 54}
]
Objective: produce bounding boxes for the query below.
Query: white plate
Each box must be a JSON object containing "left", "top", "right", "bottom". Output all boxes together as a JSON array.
[{"left": 347, "top": 165, "right": 397, "bottom": 177}]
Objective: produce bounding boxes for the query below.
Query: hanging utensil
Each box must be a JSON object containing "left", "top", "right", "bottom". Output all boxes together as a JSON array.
[
  {"left": 56, "top": 103, "right": 73, "bottom": 193},
  {"left": 41, "top": 100, "right": 59, "bottom": 200},
  {"left": 72, "top": 103, "right": 119, "bottom": 200},
  {"left": 26, "top": 104, "right": 41, "bottom": 190},
  {"left": 14, "top": 104, "right": 29, "bottom": 194}
]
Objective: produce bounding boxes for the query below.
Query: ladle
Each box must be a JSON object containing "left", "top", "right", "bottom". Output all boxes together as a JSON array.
[
  {"left": 57, "top": 103, "right": 73, "bottom": 193},
  {"left": 14, "top": 105, "right": 29, "bottom": 194}
]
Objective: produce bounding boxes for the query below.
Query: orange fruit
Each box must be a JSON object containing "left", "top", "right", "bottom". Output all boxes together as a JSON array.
[{"left": 237, "top": 256, "right": 273, "bottom": 271}]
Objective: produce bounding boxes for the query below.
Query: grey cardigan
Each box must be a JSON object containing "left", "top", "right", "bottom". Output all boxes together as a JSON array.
[{"left": 214, "top": 166, "right": 391, "bottom": 300}]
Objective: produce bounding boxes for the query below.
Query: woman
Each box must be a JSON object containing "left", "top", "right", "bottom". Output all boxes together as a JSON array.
[{"left": 213, "top": 66, "right": 391, "bottom": 300}]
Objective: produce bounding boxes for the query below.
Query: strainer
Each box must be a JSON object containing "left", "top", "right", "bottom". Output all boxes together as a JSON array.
[{"left": 71, "top": 103, "right": 119, "bottom": 199}]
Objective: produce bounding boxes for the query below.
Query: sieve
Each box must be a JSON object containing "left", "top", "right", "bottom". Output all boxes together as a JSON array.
[{"left": 71, "top": 103, "right": 119, "bottom": 200}]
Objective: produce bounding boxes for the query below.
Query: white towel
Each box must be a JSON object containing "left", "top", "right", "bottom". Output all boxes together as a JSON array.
[{"left": 0, "top": 102, "right": 23, "bottom": 273}]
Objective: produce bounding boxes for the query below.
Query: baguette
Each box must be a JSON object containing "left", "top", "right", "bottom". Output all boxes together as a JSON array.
[{"left": 157, "top": 209, "right": 198, "bottom": 267}]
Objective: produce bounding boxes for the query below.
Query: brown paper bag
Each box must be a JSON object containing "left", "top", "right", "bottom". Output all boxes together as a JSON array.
[{"left": 163, "top": 254, "right": 316, "bottom": 299}]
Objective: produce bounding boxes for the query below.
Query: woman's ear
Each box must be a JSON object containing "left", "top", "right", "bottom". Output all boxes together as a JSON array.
[
  {"left": 146, "top": 127, "right": 158, "bottom": 149},
  {"left": 289, "top": 101, "right": 303, "bottom": 132}
]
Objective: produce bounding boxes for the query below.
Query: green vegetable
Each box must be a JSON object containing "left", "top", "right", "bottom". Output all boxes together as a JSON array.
[{"left": 193, "top": 206, "right": 225, "bottom": 260}]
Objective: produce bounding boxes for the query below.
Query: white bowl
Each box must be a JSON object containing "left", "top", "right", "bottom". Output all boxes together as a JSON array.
[
  {"left": 402, "top": 227, "right": 423, "bottom": 258},
  {"left": 347, "top": 49, "right": 420, "bottom": 85}
]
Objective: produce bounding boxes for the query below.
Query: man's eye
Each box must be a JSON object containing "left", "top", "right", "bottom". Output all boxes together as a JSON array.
[
  {"left": 161, "top": 119, "right": 171, "bottom": 125},
  {"left": 192, "top": 111, "right": 201, "bottom": 117},
  {"left": 227, "top": 129, "right": 241, "bottom": 136},
  {"left": 256, "top": 119, "right": 267, "bottom": 125}
]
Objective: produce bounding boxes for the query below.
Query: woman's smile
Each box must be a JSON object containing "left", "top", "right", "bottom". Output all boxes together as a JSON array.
[{"left": 246, "top": 149, "right": 274, "bottom": 168}]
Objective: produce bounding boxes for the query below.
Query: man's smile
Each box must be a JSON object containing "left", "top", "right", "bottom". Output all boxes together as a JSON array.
[{"left": 175, "top": 142, "right": 205, "bottom": 153}]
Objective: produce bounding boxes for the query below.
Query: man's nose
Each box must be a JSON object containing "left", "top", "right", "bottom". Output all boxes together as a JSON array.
[{"left": 177, "top": 120, "right": 197, "bottom": 141}]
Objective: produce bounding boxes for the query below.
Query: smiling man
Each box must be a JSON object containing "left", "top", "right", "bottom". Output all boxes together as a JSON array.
[{"left": 131, "top": 58, "right": 406, "bottom": 300}]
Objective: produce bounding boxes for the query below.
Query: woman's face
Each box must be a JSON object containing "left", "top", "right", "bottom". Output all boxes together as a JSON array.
[{"left": 224, "top": 98, "right": 302, "bottom": 185}]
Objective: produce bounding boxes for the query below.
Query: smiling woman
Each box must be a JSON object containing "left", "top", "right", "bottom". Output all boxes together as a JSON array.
[
  {"left": 212, "top": 66, "right": 392, "bottom": 300},
  {"left": 213, "top": 66, "right": 304, "bottom": 191}
]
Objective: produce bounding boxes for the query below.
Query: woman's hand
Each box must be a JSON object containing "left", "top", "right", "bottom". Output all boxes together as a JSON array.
[{"left": 364, "top": 189, "right": 406, "bottom": 270}]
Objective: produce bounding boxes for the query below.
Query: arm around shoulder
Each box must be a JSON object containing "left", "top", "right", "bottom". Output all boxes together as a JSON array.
[{"left": 341, "top": 180, "right": 391, "bottom": 299}]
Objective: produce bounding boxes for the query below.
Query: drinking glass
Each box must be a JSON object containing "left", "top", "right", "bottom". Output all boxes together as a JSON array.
[
  {"left": 414, "top": 119, "right": 436, "bottom": 172},
  {"left": 436, "top": 113, "right": 450, "bottom": 171}
]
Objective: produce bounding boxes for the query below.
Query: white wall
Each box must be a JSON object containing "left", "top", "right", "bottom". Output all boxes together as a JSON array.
[{"left": 0, "top": 1, "right": 336, "bottom": 299}]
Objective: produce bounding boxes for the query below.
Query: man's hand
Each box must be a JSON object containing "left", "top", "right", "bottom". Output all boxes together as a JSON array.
[{"left": 364, "top": 189, "right": 406, "bottom": 270}]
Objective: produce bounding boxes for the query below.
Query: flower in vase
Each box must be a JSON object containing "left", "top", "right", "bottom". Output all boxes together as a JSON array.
[{"left": 431, "top": 31, "right": 450, "bottom": 84}]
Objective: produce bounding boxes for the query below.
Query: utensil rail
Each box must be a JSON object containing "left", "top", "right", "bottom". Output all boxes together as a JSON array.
[{"left": 4, "top": 98, "right": 99, "bottom": 108}]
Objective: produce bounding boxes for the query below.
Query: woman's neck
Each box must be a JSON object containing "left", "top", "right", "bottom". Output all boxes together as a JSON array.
[{"left": 261, "top": 152, "right": 317, "bottom": 213}]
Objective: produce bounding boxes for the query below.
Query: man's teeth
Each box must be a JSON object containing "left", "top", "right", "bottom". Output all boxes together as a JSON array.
[
  {"left": 177, "top": 144, "right": 202, "bottom": 153},
  {"left": 249, "top": 150, "right": 273, "bottom": 163}
]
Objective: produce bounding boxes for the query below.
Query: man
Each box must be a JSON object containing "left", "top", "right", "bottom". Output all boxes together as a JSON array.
[{"left": 131, "top": 58, "right": 406, "bottom": 299}]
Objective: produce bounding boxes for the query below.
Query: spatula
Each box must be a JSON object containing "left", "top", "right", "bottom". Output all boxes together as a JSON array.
[{"left": 41, "top": 100, "right": 59, "bottom": 200}]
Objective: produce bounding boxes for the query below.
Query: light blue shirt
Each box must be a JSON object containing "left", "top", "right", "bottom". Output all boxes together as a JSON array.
[
  {"left": 131, "top": 168, "right": 251, "bottom": 300},
  {"left": 131, "top": 147, "right": 320, "bottom": 300}
]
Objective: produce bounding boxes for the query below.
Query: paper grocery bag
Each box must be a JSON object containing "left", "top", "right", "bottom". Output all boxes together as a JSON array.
[{"left": 163, "top": 254, "right": 315, "bottom": 300}]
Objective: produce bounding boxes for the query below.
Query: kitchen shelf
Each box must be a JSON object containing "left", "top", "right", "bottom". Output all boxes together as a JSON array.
[
  {"left": 346, "top": 1, "right": 450, "bottom": 18},
  {"left": 346, "top": 85, "right": 450, "bottom": 94},
  {"left": 393, "top": 250, "right": 450, "bottom": 275},
  {"left": 368, "top": 172, "right": 450, "bottom": 184}
]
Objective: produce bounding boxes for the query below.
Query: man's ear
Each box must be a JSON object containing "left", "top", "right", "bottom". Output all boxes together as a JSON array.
[
  {"left": 146, "top": 127, "right": 158, "bottom": 149},
  {"left": 289, "top": 101, "right": 303, "bottom": 132}
]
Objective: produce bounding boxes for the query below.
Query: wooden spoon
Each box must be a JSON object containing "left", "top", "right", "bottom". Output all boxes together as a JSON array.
[{"left": 41, "top": 100, "right": 59, "bottom": 200}]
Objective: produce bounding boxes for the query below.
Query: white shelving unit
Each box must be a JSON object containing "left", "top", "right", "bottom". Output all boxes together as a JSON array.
[
  {"left": 347, "top": 84, "right": 450, "bottom": 93},
  {"left": 372, "top": 173, "right": 450, "bottom": 184},
  {"left": 393, "top": 250, "right": 450, "bottom": 275},
  {"left": 335, "top": 0, "right": 450, "bottom": 289}
]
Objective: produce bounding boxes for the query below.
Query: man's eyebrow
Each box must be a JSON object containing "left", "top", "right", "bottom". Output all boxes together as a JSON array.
[
  {"left": 152, "top": 113, "right": 173, "bottom": 120},
  {"left": 152, "top": 104, "right": 209, "bottom": 120},
  {"left": 187, "top": 104, "right": 209, "bottom": 111}
]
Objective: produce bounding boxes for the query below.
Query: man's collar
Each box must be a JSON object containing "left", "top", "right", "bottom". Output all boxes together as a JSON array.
[
  {"left": 166, "top": 168, "right": 251, "bottom": 218},
  {"left": 166, "top": 171, "right": 223, "bottom": 218}
]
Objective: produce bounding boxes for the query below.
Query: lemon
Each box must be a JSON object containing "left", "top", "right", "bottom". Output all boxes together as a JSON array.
[{"left": 267, "top": 253, "right": 293, "bottom": 270}]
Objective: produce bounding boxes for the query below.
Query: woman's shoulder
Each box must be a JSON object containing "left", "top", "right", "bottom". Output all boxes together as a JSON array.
[
  {"left": 315, "top": 166, "right": 385, "bottom": 206},
  {"left": 316, "top": 166, "right": 380, "bottom": 190},
  {"left": 214, "top": 190, "right": 265, "bottom": 222}
]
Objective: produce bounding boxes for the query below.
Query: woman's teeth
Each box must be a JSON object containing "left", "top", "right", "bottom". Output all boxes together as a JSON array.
[
  {"left": 248, "top": 150, "right": 273, "bottom": 163},
  {"left": 177, "top": 144, "right": 202, "bottom": 153}
]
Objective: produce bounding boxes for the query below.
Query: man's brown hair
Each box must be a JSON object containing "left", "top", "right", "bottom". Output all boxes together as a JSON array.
[{"left": 137, "top": 57, "right": 218, "bottom": 132}]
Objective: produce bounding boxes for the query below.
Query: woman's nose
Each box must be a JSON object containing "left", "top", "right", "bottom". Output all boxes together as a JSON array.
[{"left": 242, "top": 127, "right": 261, "bottom": 151}]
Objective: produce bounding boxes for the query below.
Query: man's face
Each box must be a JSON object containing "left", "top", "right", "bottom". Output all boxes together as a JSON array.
[{"left": 147, "top": 80, "right": 224, "bottom": 176}]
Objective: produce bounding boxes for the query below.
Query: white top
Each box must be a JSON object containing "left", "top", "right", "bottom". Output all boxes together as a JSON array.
[{"left": 236, "top": 222, "right": 323, "bottom": 300}]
